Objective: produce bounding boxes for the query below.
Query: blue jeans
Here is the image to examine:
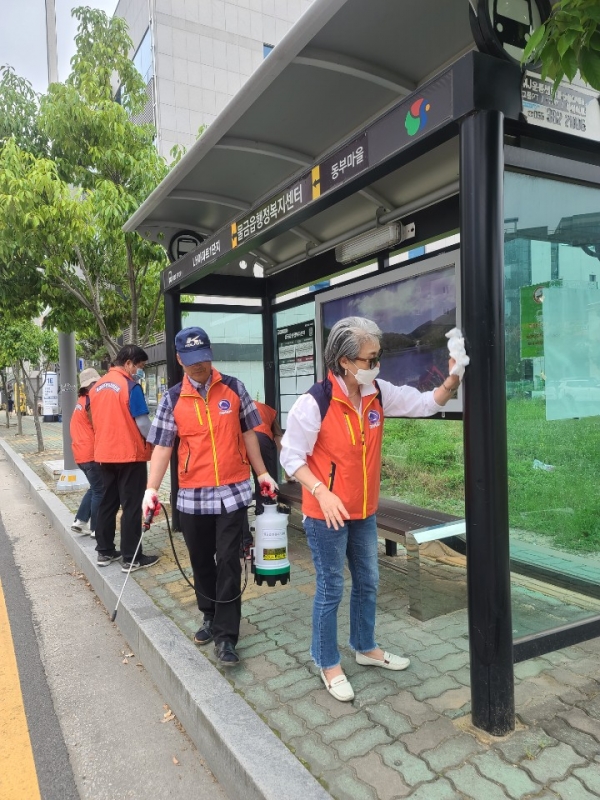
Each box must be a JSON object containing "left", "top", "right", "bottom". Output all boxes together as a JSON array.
[
  {"left": 303, "top": 515, "right": 379, "bottom": 669},
  {"left": 75, "top": 461, "right": 105, "bottom": 532}
]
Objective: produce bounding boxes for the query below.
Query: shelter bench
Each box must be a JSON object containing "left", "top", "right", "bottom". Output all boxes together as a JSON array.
[{"left": 278, "top": 482, "right": 467, "bottom": 621}]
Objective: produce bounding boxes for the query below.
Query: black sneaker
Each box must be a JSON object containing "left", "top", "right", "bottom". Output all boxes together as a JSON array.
[
  {"left": 97, "top": 550, "right": 121, "bottom": 566},
  {"left": 194, "top": 619, "right": 214, "bottom": 645},
  {"left": 214, "top": 640, "right": 240, "bottom": 666},
  {"left": 121, "top": 553, "right": 159, "bottom": 573}
]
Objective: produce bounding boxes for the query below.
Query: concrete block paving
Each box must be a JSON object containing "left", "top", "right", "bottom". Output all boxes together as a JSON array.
[{"left": 4, "top": 416, "right": 600, "bottom": 800}]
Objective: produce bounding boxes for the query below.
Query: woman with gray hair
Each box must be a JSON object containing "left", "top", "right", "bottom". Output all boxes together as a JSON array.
[{"left": 280, "top": 316, "right": 462, "bottom": 702}]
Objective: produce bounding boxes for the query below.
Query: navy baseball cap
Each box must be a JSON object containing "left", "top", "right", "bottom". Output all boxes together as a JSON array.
[{"left": 175, "top": 326, "right": 214, "bottom": 365}]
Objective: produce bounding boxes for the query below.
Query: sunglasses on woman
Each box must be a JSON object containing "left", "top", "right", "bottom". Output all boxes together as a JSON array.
[{"left": 352, "top": 352, "right": 382, "bottom": 370}]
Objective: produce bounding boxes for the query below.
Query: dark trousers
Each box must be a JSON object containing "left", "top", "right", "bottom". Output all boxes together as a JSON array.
[
  {"left": 180, "top": 507, "right": 245, "bottom": 645},
  {"left": 95, "top": 462, "right": 147, "bottom": 559}
]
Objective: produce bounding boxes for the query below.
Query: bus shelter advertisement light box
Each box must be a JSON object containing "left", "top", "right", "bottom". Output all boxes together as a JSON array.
[{"left": 315, "top": 249, "right": 462, "bottom": 414}]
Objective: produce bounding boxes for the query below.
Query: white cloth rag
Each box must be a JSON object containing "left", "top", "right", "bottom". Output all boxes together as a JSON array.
[{"left": 445, "top": 327, "right": 470, "bottom": 379}]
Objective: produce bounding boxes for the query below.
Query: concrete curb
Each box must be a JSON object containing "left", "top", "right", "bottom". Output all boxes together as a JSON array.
[{"left": 0, "top": 439, "right": 330, "bottom": 800}]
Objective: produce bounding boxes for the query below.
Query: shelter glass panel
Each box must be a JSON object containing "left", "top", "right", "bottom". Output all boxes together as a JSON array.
[
  {"left": 504, "top": 170, "right": 600, "bottom": 638},
  {"left": 181, "top": 309, "right": 265, "bottom": 402}
]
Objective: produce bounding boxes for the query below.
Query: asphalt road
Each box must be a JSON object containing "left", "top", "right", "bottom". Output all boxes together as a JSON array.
[{"left": 0, "top": 449, "right": 228, "bottom": 800}]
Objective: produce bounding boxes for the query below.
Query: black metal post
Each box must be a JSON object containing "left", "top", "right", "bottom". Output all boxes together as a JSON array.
[
  {"left": 460, "top": 110, "right": 514, "bottom": 736},
  {"left": 262, "top": 284, "right": 276, "bottom": 408},
  {"left": 164, "top": 290, "right": 182, "bottom": 530}
]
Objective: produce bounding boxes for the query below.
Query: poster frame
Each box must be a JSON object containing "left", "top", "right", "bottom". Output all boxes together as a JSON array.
[{"left": 314, "top": 247, "right": 462, "bottom": 414}]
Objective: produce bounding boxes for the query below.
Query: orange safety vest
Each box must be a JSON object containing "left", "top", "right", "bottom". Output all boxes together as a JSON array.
[
  {"left": 302, "top": 373, "right": 384, "bottom": 520},
  {"left": 253, "top": 401, "right": 277, "bottom": 440},
  {"left": 90, "top": 366, "right": 152, "bottom": 463},
  {"left": 70, "top": 395, "right": 95, "bottom": 463},
  {"left": 170, "top": 370, "right": 251, "bottom": 489}
]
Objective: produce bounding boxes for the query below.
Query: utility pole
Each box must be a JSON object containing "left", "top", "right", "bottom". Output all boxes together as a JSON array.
[{"left": 45, "top": 0, "right": 88, "bottom": 491}]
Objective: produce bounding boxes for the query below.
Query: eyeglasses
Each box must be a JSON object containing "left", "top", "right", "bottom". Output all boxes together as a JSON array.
[{"left": 352, "top": 353, "right": 382, "bottom": 369}]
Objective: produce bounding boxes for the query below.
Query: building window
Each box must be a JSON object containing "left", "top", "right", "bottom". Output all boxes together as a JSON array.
[
  {"left": 590, "top": 274, "right": 597, "bottom": 283},
  {"left": 263, "top": 43, "right": 274, "bottom": 58},
  {"left": 133, "top": 28, "right": 153, "bottom": 84}
]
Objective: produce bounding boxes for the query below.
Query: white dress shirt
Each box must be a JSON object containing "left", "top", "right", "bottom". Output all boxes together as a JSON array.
[{"left": 280, "top": 374, "right": 444, "bottom": 477}]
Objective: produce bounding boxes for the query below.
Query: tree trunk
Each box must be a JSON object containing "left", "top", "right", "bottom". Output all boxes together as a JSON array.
[
  {"left": 14, "top": 362, "right": 23, "bottom": 436},
  {"left": 21, "top": 360, "right": 44, "bottom": 453},
  {"left": 0, "top": 370, "right": 10, "bottom": 429}
]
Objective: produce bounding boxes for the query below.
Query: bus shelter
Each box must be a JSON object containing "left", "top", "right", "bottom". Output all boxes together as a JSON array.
[{"left": 125, "top": 0, "right": 600, "bottom": 735}]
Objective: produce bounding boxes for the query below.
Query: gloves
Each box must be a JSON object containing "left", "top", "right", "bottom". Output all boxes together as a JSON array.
[
  {"left": 142, "top": 488, "right": 161, "bottom": 519},
  {"left": 257, "top": 472, "right": 279, "bottom": 498},
  {"left": 445, "top": 327, "right": 470, "bottom": 379}
]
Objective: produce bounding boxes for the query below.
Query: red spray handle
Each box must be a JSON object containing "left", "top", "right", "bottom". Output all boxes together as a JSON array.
[{"left": 259, "top": 481, "right": 278, "bottom": 501}]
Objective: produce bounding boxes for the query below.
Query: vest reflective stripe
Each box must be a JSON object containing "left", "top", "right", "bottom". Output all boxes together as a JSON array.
[
  {"left": 173, "top": 372, "right": 251, "bottom": 488},
  {"left": 302, "top": 374, "right": 384, "bottom": 520},
  {"left": 90, "top": 367, "right": 152, "bottom": 463},
  {"left": 70, "top": 397, "right": 94, "bottom": 463},
  {"left": 253, "top": 401, "right": 276, "bottom": 439}
]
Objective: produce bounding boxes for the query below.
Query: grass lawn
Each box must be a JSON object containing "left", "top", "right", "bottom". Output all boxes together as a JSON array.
[{"left": 380, "top": 399, "right": 600, "bottom": 553}]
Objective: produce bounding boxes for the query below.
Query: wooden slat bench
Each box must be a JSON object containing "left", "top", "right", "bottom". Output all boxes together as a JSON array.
[{"left": 278, "top": 482, "right": 467, "bottom": 621}]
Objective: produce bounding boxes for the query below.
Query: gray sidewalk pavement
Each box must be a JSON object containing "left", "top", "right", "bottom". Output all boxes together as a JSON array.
[{"left": 2, "top": 416, "right": 600, "bottom": 800}]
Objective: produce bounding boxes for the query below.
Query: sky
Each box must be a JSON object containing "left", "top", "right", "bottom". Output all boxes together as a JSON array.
[{"left": 0, "top": 0, "right": 117, "bottom": 94}]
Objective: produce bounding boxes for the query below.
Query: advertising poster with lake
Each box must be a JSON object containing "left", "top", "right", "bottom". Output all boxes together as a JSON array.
[{"left": 320, "top": 266, "right": 456, "bottom": 402}]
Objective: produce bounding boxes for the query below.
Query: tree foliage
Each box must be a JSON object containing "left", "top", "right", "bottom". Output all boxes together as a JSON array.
[
  {"left": 0, "top": 7, "right": 169, "bottom": 358},
  {"left": 523, "top": 0, "right": 600, "bottom": 92},
  {"left": 0, "top": 319, "right": 58, "bottom": 451}
]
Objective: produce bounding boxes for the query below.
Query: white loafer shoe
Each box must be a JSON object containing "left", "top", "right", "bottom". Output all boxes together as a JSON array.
[
  {"left": 356, "top": 650, "right": 410, "bottom": 671},
  {"left": 320, "top": 669, "right": 355, "bottom": 702}
]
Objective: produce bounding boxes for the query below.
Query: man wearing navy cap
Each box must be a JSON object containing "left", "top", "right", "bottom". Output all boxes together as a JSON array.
[{"left": 144, "top": 326, "right": 277, "bottom": 666}]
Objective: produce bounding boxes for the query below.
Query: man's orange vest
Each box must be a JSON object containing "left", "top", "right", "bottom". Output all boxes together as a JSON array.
[
  {"left": 253, "top": 401, "right": 277, "bottom": 440},
  {"left": 302, "top": 373, "right": 384, "bottom": 520},
  {"left": 170, "top": 371, "right": 251, "bottom": 489},
  {"left": 90, "top": 366, "right": 152, "bottom": 463},
  {"left": 70, "top": 395, "right": 95, "bottom": 463}
]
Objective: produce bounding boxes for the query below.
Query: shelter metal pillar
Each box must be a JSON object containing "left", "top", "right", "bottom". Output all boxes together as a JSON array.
[
  {"left": 262, "top": 286, "right": 276, "bottom": 408},
  {"left": 165, "top": 290, "right": 182, "bottom": 530},
  {"left": 460, "top": 109, "right": 514, "bottom": 736}
]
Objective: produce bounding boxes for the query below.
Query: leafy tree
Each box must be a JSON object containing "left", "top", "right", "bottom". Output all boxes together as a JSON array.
[
  {"left": 0, "top": 65, "right": 47, "bottom": 156},
  {"left": 0, "top": 7, "right": 169, "bottom": 359},
  {"left": 524, "top": 0, "right": 600, "bottom": 91},
  {"left": 0, "top": 67, "right": 47, "bottom": 320},
  {"left": 0, "top": 320, "right": 58, "bottom": 450}
]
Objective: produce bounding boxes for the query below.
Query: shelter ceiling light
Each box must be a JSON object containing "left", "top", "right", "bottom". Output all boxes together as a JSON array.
[
  {"left": 253, "top": 263, "right": 264, "bottom": 278},
  {"left": 335, "top": 222, "right": 415, "bottom": 265},
  {"left": 239, "top": 259, "right": 248, "bottom": 270}
]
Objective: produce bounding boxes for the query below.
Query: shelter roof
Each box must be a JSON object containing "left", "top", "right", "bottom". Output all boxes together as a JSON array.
[{"left": 124, "top": 0, "right": 479, "bottom": 281}]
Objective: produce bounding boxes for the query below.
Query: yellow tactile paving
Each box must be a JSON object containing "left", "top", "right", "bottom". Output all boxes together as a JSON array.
[{"left": 0, "top": 577, "right": 41, "bottom": 800}]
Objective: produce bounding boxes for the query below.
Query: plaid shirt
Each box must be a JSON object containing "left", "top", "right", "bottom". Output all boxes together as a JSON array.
[{"left": 147, "top": 371, "right": 260, "bottom": 515}]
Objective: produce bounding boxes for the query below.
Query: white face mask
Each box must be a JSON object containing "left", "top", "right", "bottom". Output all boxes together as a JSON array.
[{"left": 350, "top": 363, "right": 380, "bottom": 385}]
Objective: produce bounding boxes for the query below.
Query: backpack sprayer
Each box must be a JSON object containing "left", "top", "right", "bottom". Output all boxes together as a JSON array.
[{"left": 251, "top": 484, "right": 291, "bottom": 587}]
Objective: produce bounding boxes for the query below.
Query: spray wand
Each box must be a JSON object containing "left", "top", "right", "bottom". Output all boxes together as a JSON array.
[{"left": 110, "top": 502, "right": 161, "bottom": 622}]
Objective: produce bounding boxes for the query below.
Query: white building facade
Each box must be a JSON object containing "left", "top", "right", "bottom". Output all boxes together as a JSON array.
[{"left": 115, "top": 0, "right": 314, "bottom": 158}]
